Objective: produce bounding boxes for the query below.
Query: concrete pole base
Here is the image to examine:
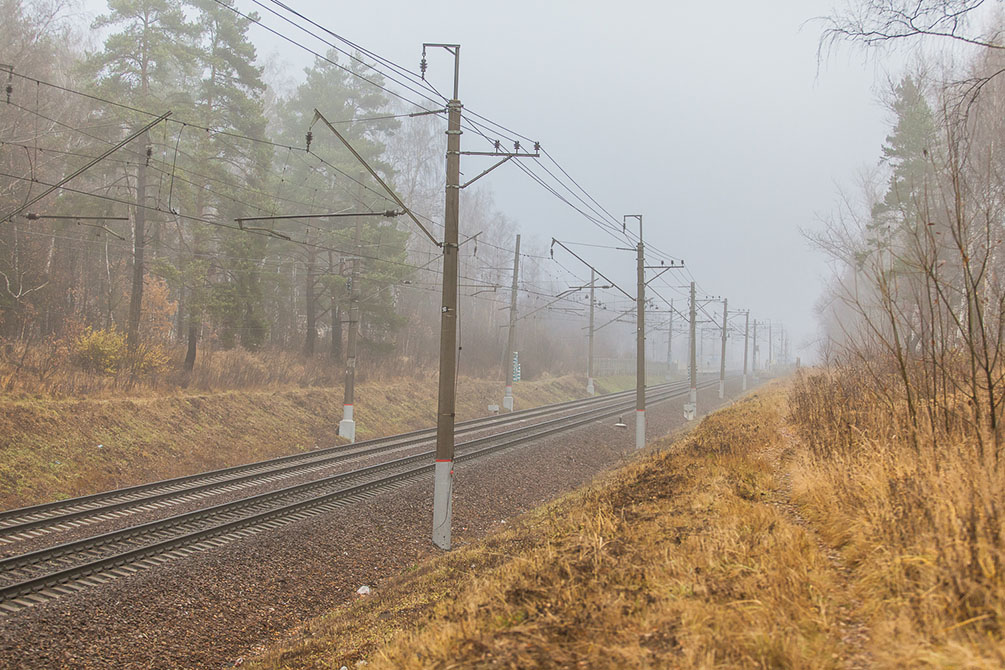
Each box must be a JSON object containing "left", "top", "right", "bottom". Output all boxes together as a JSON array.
[
  {"left": 502, "top": 386, "right": 514, "bottom": 412},
  {"left": 586, "top": 378, "right": 595, "bottom": 396},
  {"left": 432, "top": 460, "right": 453, "bottom": 550},
  {"left": 684, "top": 387, "right": 697, "bottom": 421},
  {"left": 635, "top": 410, "right": 646, "bottom": 449},
  {"left": 339, "top": 404, "right": 356, "bottom": 443}
]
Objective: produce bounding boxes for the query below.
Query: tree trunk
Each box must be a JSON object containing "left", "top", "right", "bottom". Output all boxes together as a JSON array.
[
  {"left": 103, "top": 235, "right": 113, "bottom": 330},
  {"left": 303, "top": 249, "right": 317, "bottom": 356},
  {"left": 175, "top": 285, "right": 186, "bottom": 343},
  {"left": 126, "top": 130, "right": 150, "bottom": 352},
  {"left": 288, "top": 262, "right": 297, "bottom": 348},
  {"left": 184, "top": 321, "right": 197, "bottom": 371}
]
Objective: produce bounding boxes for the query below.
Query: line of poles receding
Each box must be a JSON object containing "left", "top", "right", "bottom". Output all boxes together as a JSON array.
[{"left": 2, "top": 35, "right": 793, "bottom": 554}]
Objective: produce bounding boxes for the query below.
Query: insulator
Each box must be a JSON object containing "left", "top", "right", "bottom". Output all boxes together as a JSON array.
[
  {"left": 305, "top": 130, "right": 313, "bottom": 152},
  {"left": 514, "top": 141, "right": 520, "bottom": 152},
  {"left": 494, "top": 140, "right": 501, "bottom": 152},
  {"left": 145, "top": 145, "right": 152, "bottom": 166},
  {"left": 4, "top": 84, "right": 11, "bottom": 103},
  {"left": 420, "top": 57, "right": 427, "bottom": 79},
  {"left": 533, "top": 141, "right": 540, "bottom": 152}
]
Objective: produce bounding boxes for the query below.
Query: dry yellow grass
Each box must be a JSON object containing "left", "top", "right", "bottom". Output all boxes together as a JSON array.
[
  {"left": 788, "top": 370, "right": 1005, "bottom": 667},
  {"left": 249, "top": 385, "right": 867, "bottom": 670},
  {"left": 0, "top": 339, "right": 639, "bottom": 400}
]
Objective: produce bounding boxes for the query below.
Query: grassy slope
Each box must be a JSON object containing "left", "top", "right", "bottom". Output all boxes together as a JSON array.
[
  {"left": 788, "top": 371, "right": 1005, "bottom": 667},
  {"left": 249, "top": 384, "right": 868, "bottom": 670},
  {"left": 0, "top": 374, "right": 628, "bottom": 510}
]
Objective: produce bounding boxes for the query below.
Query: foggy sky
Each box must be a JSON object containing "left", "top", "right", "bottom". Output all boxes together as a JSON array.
[{"left": 81, "top": 0, "right": 900, "bottom": 362}]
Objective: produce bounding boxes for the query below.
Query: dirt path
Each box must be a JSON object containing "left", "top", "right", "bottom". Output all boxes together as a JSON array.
[{"left": 763, "top": 425, "right": 874, "bottom": 670}]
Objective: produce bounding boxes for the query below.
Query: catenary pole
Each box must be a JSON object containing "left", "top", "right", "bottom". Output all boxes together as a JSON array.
[
  {"left": 685, "top": 281, "right": 697, "bottom": 420},
  {"left": 752, "top": 319, "right": 759, "bottom": 381},
  {"left": 432, "top": 44, "right": 461, "bottom": 551},
  {"left": 587, "top": 268, "right": 596, "bottom": 396},
  {"left": 339, "top": 175, "right": 366, "bottom": 442},
  {"left": 503, "top": 234, "right": 521, "bottom": 411},
  {"left": 719, "top": 298, "right": 728, "bottom": 399},
  {"left": 768, "top": 321, "right": 773, "bottom": 370},
  {"left": 666, "top": 299, "right": 673, "bottom": 381},
  {"left": 742, "top": 311, "right": 750, "bottom": 391},
  {"left": 628, "top": 215, "right": 646, "bottom": 450}
]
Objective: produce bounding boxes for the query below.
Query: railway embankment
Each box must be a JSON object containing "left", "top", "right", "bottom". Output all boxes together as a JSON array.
[
  {"left": 248, "top": 381, "right": 870, "bottom": 670},
  {"left": 0, "top": 374, "right": 626, "bottom": 510}
]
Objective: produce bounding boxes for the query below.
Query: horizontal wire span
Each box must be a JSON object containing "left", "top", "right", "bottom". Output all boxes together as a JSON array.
[{"left": 1, "top": 0, "right": 739, "bottom": 314}]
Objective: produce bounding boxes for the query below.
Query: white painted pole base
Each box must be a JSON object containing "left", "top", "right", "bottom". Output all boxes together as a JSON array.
[
  {"left": 635, "top": 410, "right": 646, "bottom": 449},
  {"left": 432, "top": 460, "right": 453, "bottom": 550},
  {"left": 684, "top": 387, "right": 697, "bottom": 421},
  {"left": 502, "top": 385, "right": 514, "bottom": 412},
  {"left": 586, "top": 378, "right": 595, "bottom": 396},
  {"left": 742, "top": 374, "right": 748, "bottom": 391},
  {"left": 718, "top": 380, "right": 725, "bottom": 399},
  {"left": 338, "top": 404, "right": 356, "bottom": 443}
]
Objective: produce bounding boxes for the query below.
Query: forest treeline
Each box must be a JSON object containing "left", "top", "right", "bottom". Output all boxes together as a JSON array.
[
  {"left": 0, "top": 0, "right": 597, "bottom": 394},
  {"left": 806, "top": 1, "right": 1005, "bottom": 662},
  {"left": 816, "top": 10, "right": 1005, "bottom": 456}
]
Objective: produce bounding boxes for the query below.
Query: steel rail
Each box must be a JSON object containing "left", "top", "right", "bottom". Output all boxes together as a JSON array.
[
  {"left": 0, "top": 379, "right": 720, "bottom": 609},
  {"left": 0, "top": 380, "right": 695, "bottom": 578},
  {"left": 0, "top": 382, "right": 683, "bottom": 538}
]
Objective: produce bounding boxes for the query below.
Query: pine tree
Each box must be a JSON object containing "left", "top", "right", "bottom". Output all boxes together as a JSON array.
[
  {"left": 85, "top": 0, "right": 199, "bottom": 352},
  {"left": 871, "top": 76, "right": 939, "bottom": 235},
  {"left": 272, "top": 51, "right": 403, "bottom": 357},
  {"left": 179, "top": 0, "right": 272, "bottom": 363}
]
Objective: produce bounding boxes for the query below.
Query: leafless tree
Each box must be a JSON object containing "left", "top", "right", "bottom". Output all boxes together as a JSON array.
[{"left": 823, "top": 0, "right": 1005, "bottom": 51}]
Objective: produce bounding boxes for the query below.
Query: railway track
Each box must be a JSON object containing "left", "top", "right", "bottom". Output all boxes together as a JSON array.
[
  {"left": 0, "top": 382, "right": 685, "bottom": 545},
  {"left": 0, "top": 378, "right": 717, "bottom": 613}
]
